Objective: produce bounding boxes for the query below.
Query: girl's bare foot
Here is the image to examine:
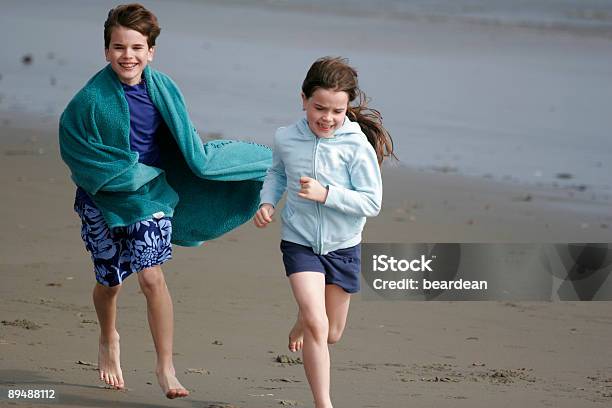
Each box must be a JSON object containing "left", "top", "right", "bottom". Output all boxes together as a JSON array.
[
  {"left": 288, "top": 319, "right": 304, "bottom": 352},
  {"left": 156, "top": 367, "right": 189, "bottom": 399},
  {"left": 98, "top": 331, "right": 124, "bottom": 389}
]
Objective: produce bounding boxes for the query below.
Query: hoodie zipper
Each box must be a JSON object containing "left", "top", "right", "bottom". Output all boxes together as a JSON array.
[{"left": 312, "top": 137, "right": 322, "bottom": 255}]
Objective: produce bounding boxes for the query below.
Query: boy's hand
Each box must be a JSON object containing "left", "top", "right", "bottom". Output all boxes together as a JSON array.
[
  {"left": 254, "top": 204, "right": 275, "bottom": 228},
  {"left": 298, "top": 176, "right": 328, "bottom": 203}
]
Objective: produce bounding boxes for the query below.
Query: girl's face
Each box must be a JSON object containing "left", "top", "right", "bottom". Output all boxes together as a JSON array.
[
  {"left": 302, "top": 88, "right": 349, "bottom": 138},
  {"left": 105, "top": 25, "right": 154, "bottom": 86}
]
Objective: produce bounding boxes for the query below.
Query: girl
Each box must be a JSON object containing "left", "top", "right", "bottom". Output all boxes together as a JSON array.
[{"left": 254, "top": 56, "right": 394, "bottom": 408}]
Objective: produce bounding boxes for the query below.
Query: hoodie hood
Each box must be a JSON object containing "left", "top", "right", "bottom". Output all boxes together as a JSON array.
[{"left": 297, "top": 116, "right": 363, "bottom": 139}]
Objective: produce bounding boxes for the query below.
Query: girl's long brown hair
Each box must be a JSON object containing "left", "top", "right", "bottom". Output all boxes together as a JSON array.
[{"left": 302, "top": 56, "right": 395, "bottom": 165}]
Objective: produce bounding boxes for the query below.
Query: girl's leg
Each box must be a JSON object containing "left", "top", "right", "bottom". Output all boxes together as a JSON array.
[
  {"left": 137, "top": 265, "right": 189, "bottom": 399},
  {"left": 92, "top": 282, "right": 124, "bottom": 389},
  {"left": 288, "top": 284, "right": 351, "bottom": 351},
  {"left": 289, "top": 272, "right": 332, "bottom": 408},
  {"left": 324, "top": 284, "right": 351, "bottom": 344}
]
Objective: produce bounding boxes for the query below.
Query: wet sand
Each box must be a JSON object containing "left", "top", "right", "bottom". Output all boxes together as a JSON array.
[{"left": 0, "top": 124, "right": 611, "bottom": 407}]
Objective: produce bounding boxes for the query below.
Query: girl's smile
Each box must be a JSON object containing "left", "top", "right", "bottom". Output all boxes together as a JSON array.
[{"left": 302, "top": 88, "right": 349, "bottom": 138}]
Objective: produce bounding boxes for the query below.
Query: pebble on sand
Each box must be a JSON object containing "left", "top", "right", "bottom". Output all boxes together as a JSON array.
[
  {"left": 275, "top": 354, "right": 303, "bottom": 365},
  {"left": 185, "top": 368, "right": 210, "bottom": 375},
  {"left": 1, "top": 319, "right": 41, "bottom": 330},
  {"left": 513, "top": 194, "right": 532, "bottom": 202},
  {"left": 21, "top": 54, "right": 33, "bottom": 65}
]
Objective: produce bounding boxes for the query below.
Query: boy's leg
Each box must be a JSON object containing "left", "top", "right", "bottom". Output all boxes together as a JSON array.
[
  {"left": 288, "top": 284, "right": 350, "bottom": 351},
  {"left": 137, "top": 265, "right": 189, "bottom": 399},
  {"left": 289, "top": 272, "right": 332, "bottom": 408},
  {"left": 92, "top": 283, "right": 124, "bottom": 389}
]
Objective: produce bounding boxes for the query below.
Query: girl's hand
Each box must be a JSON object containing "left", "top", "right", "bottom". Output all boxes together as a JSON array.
[
  {"left": 254, "top": 203, "right": 275, "bottom": 228},
  {"left": 298, "top": 176, "right": 328, "bottom": 203}
]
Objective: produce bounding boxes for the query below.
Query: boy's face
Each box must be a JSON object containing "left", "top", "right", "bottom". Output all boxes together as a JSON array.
[
  {"left": 302, "top": 88, "right": 349, "bottom": 138},
  {"left": 105, "top": 25, "right": 154, "bottom": 86}
]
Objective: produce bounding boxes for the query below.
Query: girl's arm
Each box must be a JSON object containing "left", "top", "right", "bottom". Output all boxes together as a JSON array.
[
  {"left": 259, "top": 130, "right": 287, "bottom": 208},
  {"left": 324, "top": 144, "right": 382, "bottom": 217}
]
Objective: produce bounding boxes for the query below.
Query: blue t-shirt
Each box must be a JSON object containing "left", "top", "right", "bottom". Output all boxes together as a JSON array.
[
  {"left": 122, "top": 80, "right": 163, "bottom": 167},
  {"left": 76, "top": 79, "right": 167, "bottom": 204}
]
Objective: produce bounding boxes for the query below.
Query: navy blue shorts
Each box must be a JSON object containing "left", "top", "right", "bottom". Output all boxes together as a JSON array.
[
  {"left": 280, "top": 240, "right": 361, "bottom": 294},
  {"left": 74, "top": 194, "right": 173, "bottom": 287}
]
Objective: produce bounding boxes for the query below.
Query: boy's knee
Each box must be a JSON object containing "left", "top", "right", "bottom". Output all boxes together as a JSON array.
[
  {"left": 137, "top": 267, "right": 165, "bottom": 294},
  {"left": 94, "top": 282, "right": 121, "bottom": 298}
]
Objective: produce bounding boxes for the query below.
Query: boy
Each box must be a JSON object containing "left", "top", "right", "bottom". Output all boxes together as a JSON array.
[
  {"left": 64, "top": 3, "right": 188, "bottom": 398},
  {"left": 59, "top": 3, "right": 270, "bottom": 399}
]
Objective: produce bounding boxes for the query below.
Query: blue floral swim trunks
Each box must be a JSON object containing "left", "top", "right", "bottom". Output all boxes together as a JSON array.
[{"left": 74, "top": 193, "right": 173, "bottom": 287}]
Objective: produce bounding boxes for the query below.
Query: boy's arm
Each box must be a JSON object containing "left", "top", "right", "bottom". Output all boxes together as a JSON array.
[
  {"left": 323, "top": 144, "right": 382, "bottom": 217},
  {"left": 259, "top": 130, "right": 287, "bottom": 207}
]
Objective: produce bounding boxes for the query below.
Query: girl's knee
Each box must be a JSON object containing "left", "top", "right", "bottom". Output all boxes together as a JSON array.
[
  {"left": 301, "top": 313, "right": 329, "bottom": 341},
  {"left": 327, "top": 319, "right": 346, "bottom": 344},
  {"left": 327, "top": 328, "right": 344, "bottom": 345}
]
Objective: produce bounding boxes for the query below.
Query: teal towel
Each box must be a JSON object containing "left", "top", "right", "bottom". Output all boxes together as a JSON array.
[{"left": 59, "top": 64, "right": 271, "bottom": 246}]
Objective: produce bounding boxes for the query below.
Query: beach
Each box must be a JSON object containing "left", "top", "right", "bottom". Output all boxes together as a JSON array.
[{"left": 1, "top": 1, "right": 612, "bottom": 407}]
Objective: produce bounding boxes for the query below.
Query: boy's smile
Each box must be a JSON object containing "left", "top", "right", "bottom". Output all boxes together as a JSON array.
[{"left": 105, "top": 25, "right": 155, "bottom": 86}]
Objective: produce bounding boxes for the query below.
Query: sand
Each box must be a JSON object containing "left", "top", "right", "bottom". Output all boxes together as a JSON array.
[{"left": 0, "top": 123, "right": 611, "bottom": 408}]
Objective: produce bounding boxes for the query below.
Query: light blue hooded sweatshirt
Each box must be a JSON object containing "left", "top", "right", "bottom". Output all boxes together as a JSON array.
[{"left": 260, "top": 117, "right": 382, "bottom": 255}]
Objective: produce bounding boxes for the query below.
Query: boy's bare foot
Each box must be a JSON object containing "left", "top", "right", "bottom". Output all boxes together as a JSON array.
[
  {"left": 288, "top": 320, "right": 304, "bottom": 352},
  {"left": 98, "top": 331, "right": 124, "bottom": 389},
  {"left": 156, "top": 368, "right": 189, "bottom": 399}
]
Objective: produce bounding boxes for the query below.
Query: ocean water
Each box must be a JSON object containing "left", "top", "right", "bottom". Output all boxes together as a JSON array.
[
  {"left": 1, "top": 0, "right": 611, "bottom": 198},
  {"left": 238, "top": 0, "right": 612, "bottom": 34}
]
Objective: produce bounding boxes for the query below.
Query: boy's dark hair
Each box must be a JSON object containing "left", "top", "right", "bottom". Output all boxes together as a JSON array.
[
  {"left": 104, "top": 3, "right": 161, "bottom": 49},
  {"left": 302, "top": 57, "right": 395, "bottom": 165}
]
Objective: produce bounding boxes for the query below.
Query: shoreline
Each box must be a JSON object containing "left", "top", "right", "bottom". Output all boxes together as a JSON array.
[
  {"left": 2, "top": 1, "right": 611, "bottom": 196},
  {"left": 214, "top": 0, "right": 612, "bottom": 40},
  {"left": 0, "top": 119, "right": 609, "bottom": 271}
]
